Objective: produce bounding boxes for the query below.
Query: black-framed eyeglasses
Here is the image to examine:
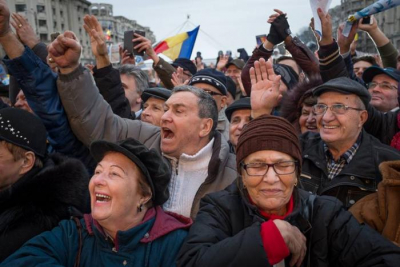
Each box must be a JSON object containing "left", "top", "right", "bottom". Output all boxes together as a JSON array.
[
  {"left": 368, "top": 82, "right": 398, "bottom": 91},
  {"left": 312, "top": 104, "right": 364, "bottom": 115},
  {"left": 203, "top": 90, "right": 223, "bottom": 96},
  {"left": 241, "top": 161, "right": 298, "bottom": 176}
]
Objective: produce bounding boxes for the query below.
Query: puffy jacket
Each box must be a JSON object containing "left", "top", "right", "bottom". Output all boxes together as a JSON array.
[
  {"left": 56, "top": 65, "right": 237, "bottom": 218},
  {"left": 299, "top": 130, "right": 400, "bottom": 208},
  {"left": 1, "top": 206, "right": 191, "bottom": 267},
  {"left": 2, "top": 47, "right": 96, "bottom": 170},
  {"left": 177, "top": 180, "right": 400, "bottom": 266},
  {"left": 0, "top": 153, "right": 89, "bottom": 261},
  {"left": 350, "top": 160, "right": 400, "bottom": 245}
]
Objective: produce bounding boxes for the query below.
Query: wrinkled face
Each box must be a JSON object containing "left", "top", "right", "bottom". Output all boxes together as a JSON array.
[
  {"left": 242, "top": 150, "right": 296, "bottom": 215},
  {"left": 141, "top": 97, "right": 165, "bottom": 127},
  {"left": 299, "top": 105, "right": 318, "bottom": 134},
  {"left": 317, "top": 92, "right": 367, "bottom": 149},
  {"left": 160, "top": 92, "right": 209, "bottom": 158},
  {"left": 368, "top": 74, "right": 399, "bottom": 112},
  {"left": 121, "top": 74, "right": 142, "bottom": 112},
  {"left": 89, "top": 152, "right": 144, "bottom": 229},
  {"left": 0, "top": 142, "right": 24, "bottom": 191},
  {"left": 193, "top": 83, "right": 227, "bottom": 111},
  {"left": 229, "top": 109, "right": 251, "bottom": 148},
  {"left": 14, "top": 91, "right": 34, "bottom": 114},
  {"left": 225, "top": 65, "right": 241, "bottom": 86},
  {"left": 353, "top": 61, "right": 372, "bottom": 79}
]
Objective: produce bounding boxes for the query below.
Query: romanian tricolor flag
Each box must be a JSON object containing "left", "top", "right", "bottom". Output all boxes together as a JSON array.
[{"left": 154, "top": 26, "right": 200, "bottom": 60}]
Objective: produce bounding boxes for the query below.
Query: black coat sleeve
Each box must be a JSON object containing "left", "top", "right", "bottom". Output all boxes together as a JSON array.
[
  {"left": 177, "top": 195, "right": 270, "bottom": 267},
  {"left": 311, "top": 196, "right": 400, "bottom": 266},
  {"left": 363, "top": 105, "right": 399, "bottom": 145},
  {"left": 93, "top": 64, "right": 134, "bottom": 120},
  {"left": 318, "top": 41, "right": 349, "bottom": 82}
]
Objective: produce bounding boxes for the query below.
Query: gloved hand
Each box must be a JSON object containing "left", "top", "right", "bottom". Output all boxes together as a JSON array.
[
  {"left": 267, "top": 23, "right": 284, "bottom": 45},
  {"left": 272, "top": 14, "right": 291, "bottom": 40}
]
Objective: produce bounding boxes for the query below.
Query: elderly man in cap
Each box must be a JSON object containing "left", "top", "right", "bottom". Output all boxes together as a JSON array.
[
  {"left": 141, "top": 87, "right": 171, "bottom": 127},
  {"left": 0, "top": 108, "right": 89, "bottom": 261},
  {"left": 188, "top": 69, "right": 230, "bottom": 140},
  {"left": 225, "top": 59, "right": 245, "bottom": 99},
  {"left": 224, "top": 97, "right": 251, "bottom": 153},
  {"left": 299, "top": 77, "right": 400, "bottom": 208},
  {"left": 362, "top": 66, "right": 400, "bottom": 113}
]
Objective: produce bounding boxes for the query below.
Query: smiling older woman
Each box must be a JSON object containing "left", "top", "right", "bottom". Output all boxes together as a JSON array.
[
  {"left": 1, "top": 139, "right": 191, "bottom": 267},
  {"left": 177, "top": 115, "right": 400, "bottom": 267}
]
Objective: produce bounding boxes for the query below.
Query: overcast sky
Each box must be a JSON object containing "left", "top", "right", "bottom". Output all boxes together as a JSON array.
[{"left": 90, "top": 0, "right": 341, "bottom": 59}]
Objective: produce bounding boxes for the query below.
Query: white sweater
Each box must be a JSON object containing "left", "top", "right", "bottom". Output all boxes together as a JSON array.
[{"left": 163, "top": 138, "right": 214, "bottom": 217}]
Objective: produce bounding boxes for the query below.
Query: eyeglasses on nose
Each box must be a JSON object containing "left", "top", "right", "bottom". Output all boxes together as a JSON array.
[
  {"left": 312, "top": 104, "right": 364, "bottom": 115},
  {"left": 241, "top": 161, "right": 298, "bottom": 176},
  {"left": 368, "top": 82, "right": 398, "bottom": 90}
]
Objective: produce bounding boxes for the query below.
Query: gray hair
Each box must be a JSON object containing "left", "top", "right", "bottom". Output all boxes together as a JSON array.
[
  {"left": 172, "top": 85, "right": 218, "bottom": 139},
  {"left": 119, "top": 64, "right": 149, "bottom": 94}
]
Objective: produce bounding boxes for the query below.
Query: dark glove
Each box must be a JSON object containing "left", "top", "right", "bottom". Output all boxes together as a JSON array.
[
  {"left": 267, "top": 23, "right": 284, "bottom": 45},
  {"left": 272, "top": 14, "right": 291, "bottom": 40}
]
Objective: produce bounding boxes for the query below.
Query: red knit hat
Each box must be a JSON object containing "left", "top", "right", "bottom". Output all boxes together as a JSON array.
[{"left": 236, "top": 115, "right": 302, "bottom": 174}]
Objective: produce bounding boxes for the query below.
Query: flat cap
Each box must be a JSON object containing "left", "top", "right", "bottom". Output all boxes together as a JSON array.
[
  {"left": 225, "top": 97, "right": 251, "bottom": 122},
  {"left": 312, "top": 77, "right": 371, "bottom": 108},
  {"left": 141, "top": 87, "right": 171, "bottom": 103}
]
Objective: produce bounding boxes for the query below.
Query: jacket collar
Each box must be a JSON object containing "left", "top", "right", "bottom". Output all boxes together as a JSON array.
[
  {"left": 303, "top": 129, "right": 379, "bottom": 180},
  {"left": 84, "top": 206, "right": 192, "bottom": 246}
]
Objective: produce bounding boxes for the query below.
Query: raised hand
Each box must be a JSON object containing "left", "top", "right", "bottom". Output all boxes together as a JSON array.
[
  {"left": 171, "top": 67, "right": 189, "bottom": 87},
  {"left": 317, "top": 8, "right": 333, "bottom": 46},
  {"left": 118, "top": 45, "right": 136, "bottom": 65},
  {"left": 83, "top": 15, "right": 108, "bottom": 58},
  {"left": 216, "top": 55, "right": 229, "bottom": 71},
  {"left": 358, "top": 15, "right": 378, "bottom": 34},
  {"left": 337, "top": 22, "right": 358, "bottom": 54},
  {"left": 47, "top": 31, "right": 81, "bottom": 74},
  {"left": 250, "top": 57, "right": 282, "bottom": 118},
  {"left": 0, "top": 0, "right": 11, "bottom": 38},
  {"left": 10, "top": 13, "right": 39, "bottom": 49},
  {"left": 132, "top": 34, "right": 159, "bottom": 63}
]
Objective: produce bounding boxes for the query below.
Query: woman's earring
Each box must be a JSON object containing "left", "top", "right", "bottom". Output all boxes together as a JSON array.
[
  {"left": 294, "top": 179, "right": 298, "bottom": 187},
  {"left": 137, "top": 203, "right": 143, "bottom": 213}
]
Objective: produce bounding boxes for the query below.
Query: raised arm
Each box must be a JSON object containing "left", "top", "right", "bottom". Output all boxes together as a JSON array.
[
  {"left": 83, "top": 15, "right": 133, "bottom": 119},
  {"left": 48, "top": 31, "right": 160, "bottom": 147},
  {"left": 358, "top": 16, "right": 398, "bottom": 68}
]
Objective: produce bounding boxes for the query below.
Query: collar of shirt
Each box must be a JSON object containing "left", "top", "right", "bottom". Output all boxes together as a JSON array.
[{"left": 324, "top": 132, "right": 362, "bottom": 164}]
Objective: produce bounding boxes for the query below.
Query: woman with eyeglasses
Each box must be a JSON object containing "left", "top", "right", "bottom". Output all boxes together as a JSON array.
[{"left": 177, "top": 115, "right": 400, "bottom": 267}]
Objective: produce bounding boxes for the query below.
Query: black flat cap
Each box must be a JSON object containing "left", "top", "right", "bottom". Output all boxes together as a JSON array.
[
  {"left": 312, "top": 77, "right": 371, "bottom": 108},
  {"left": 141, "top": 87, "right": 171, "bottom": 104},
  {"left": 90, "top": 138, "right": 171, "bottom": 206},
  {"left": 172, "top": 58, "right": 197, "bottom": 75},
  {"left": 362, "top": 66, "right": 400, "bottom": 84},
  {"left": 225, "top": 97, "right": 251, "bottom": 122},
  {"left": 226, "top": 59, "right": 245, "bottom": 70}
]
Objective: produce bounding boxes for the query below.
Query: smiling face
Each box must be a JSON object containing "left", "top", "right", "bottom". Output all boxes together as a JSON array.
[
  {"left": 242, "top": 150, "right": 297, "bottom": 216},
  {"left": 316, "top": 91, "right": 367, "bottom": 152},
  {"left": 299, "top": 105, "right": 318, "bottom": 133},
  {"left": 160, "top": 91, "right": 211, "bottom": 158},
  {"left": 368, "top": 74, "right": 399, "bottom": 112},
  {"left": 229, "top": 109, "right": 251, "bottom": 148},
  {"left": 141, "top": 97, "right": 166, "bottom": 126},
  {"left": 89, "top": 152, "right": 148, "bottom": 233}
]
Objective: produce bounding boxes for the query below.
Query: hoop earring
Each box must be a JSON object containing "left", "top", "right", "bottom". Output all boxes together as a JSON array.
[{"left": 137, "top": 203, "right": 143, "bottom": 213}]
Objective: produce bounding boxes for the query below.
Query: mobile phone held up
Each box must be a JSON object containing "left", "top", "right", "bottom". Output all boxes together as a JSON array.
[
  {"left": 124, "top": 30, "right": 146, "bottom": 57},
  {"left": 362, "top": 16, "right": 371, "bottom": 25}
]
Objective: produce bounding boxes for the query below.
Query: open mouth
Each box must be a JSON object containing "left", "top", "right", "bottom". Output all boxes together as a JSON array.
[
  {"left": 162, "top": 127, "right": 174, "bottom": 139},
  {"left": 323, "top": 124, "right": 339, "bottom": 129},
  {"left": 96, "top": 193, "right": 111, "bottom": 203}
]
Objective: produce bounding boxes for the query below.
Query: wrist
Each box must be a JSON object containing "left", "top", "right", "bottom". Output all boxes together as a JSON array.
[
  {"left": 96, "top": 55, "right": 110, "bottom": 69},
  {"left": 263, "top": 40, "right": 274, "bottom": 50},
  {"left": 0, "top": 30, "right": 13, "bottom": 42},
  {"left": 319, "top": 37, "right": 334, "bottom": 46},
  {"left": 25, "top": 39, "right": 40, "bottom": 49},
  {"left": 339, "top": 46, "right": 350, "bottom": 55},
  {"left": 59, "top": 63, "right": 80, "bottom": 75}
]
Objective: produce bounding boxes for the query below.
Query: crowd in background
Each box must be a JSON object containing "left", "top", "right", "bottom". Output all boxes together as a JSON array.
[{"left": 1, "top": 0, "right": 400, "bottom": 266}]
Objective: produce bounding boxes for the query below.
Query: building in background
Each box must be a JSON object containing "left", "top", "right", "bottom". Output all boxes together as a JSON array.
[
  {"left": 329, "top": 0, "right": 400, "bottom": 54},
  {"left": 1, "top": 0, "right": 155, "bottom": 64}
]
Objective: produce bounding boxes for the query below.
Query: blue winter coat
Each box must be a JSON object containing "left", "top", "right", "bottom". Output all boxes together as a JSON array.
[
  {"left": 2, "top": 47, "right": 95, "bottom": 170},
  {"left": 1, "top": 206, "right": 191, "bottom": 267}
]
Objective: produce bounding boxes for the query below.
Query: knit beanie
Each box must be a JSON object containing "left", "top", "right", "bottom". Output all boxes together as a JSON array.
[{"left": 236, "top": 115, "right": 302, "bottom": 175}]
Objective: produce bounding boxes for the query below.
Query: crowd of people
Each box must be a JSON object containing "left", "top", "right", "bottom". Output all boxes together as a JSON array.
[{"left": 1, "top": 0, "right": 400, "bottom": 265}]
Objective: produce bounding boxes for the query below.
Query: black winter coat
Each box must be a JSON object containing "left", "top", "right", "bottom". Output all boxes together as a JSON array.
[
  {"left": 177, "top": 180, "right": 400, "bottom": 267},
  {"left": 0, "top": 153, "right": 89, "bottom": 261},
  {"left": 299, "top": 130, "right": 400, "bottom": 208}
]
